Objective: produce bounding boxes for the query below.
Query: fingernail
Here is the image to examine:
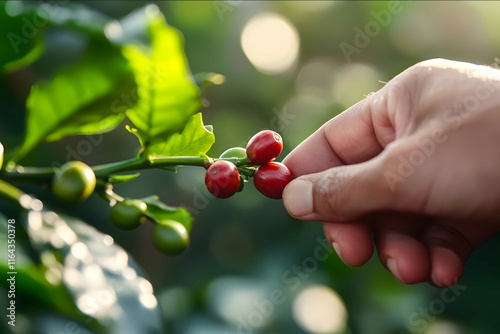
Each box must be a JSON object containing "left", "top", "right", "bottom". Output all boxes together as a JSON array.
[
  {"left": 332, "top": 242, "right": 345, "bottom": 264},
  {"left": 431, "top": 271, "right": 458, "bottom": 288},
  {"left": 332, "top": 242, "right": 341, "bottom": 257},
  {"left": 282, "top": 180, "right": 313, "bottom": 217},
  {"left": 386, "top": 258, "right": 405, "bottom": 283}
]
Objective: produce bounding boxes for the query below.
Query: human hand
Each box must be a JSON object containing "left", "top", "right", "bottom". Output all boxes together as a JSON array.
[{"left": 282, "top": 59, "right": 500, "bottom": 287}]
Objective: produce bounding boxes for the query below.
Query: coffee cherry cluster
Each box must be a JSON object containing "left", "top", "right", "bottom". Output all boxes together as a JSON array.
[
  {"left": 44, "top": 130, "right": 292, "bottom": 257},
  {"left": 205, "top": 130, "right": 292, "bottom": 199},
  {"left": 110, "top": 199, "right": 189, "bottom": 256},
  {"left": 49, "top": 161, "right": 189, "bottom": 256}
]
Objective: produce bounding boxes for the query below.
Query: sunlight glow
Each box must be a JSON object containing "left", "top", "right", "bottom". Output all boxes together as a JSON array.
[
  {"left": 207, "top": 277, "right": 270, "bottom": 328},
  {"left": 241, "top": 13, "right": 299, "bottom": 75}
]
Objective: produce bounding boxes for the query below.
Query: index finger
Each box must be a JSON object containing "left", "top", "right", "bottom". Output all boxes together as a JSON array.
[{"left": 283, "top": 95, "right": 386, "bottom": 178}]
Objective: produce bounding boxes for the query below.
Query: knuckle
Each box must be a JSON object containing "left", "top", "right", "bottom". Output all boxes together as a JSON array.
[
  {"left": 312, "top": 168, "right": 350, "bottom": 220},
  {"left": 377, "top": 141, "right": 432, "bottom": 212}
]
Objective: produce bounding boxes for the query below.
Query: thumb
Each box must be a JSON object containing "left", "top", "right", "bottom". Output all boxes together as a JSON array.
[{"left": 282, "top": 158, "right": 397, "bottom": 222}]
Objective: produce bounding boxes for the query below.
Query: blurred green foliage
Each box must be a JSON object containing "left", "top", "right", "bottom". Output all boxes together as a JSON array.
[{"left": 2, "top": 1, "right": 500, "bottom": 334}]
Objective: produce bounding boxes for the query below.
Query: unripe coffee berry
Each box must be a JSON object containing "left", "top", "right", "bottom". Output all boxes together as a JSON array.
[{"left": 52, "top": 161, "right": 96, "bottom": 202}]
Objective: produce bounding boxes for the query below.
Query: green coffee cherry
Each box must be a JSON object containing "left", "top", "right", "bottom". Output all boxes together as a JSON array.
[
  {"left": 52, "top": 161, "right": 96, "bottom": 202},
  {"left": 153, "top": 220, "right": 189, "bottom": 255},
  {"left": 110, "top": 199, "right": 147, "bottom": 230},
  {"left": 219, "top": 147, "right": 247, "bottom": 159}
]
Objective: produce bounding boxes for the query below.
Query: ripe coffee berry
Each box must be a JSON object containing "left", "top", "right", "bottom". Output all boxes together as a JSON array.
[
  {"left": 246, "top": 130, "right": 283, "bottom": 165},
  {"left": 205, "top": 160, "right": 241, "bottom": 199},
  {"left": 253, "top": 162, "right": 292, "bottom": 199}
]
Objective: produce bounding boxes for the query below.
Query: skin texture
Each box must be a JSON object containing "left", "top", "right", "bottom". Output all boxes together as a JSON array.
[{"left": 282, "top": 59, "right": 500, "bottom": 287}]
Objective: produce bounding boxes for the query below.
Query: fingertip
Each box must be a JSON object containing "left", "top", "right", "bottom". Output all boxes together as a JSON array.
[
  {"left": 282, "top": 179, "right": 314, "bottom": 219},
  {"left": 378, "top": 237, "right": 430, "bottom": 285},
  {"left": 342, "top": 241, "right": 374, "bottom": 267},
  {"left": 323, "top": 221, "right": 374, "bottom": 267},
  {"left": 390, "top": 248, "right": 430, "bottom": 285},
  {"left": 429, "top": 247, "right": 463, "bottom": 288},
  {"left": 421, "top": 223, "right": 471, "bottom": 288}
]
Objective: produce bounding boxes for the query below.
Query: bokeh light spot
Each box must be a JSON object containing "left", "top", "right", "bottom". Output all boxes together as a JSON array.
[
  {"left": 330, "top": 63, "right": 382, "bottom": 107},
  {"left": 425, "top": 321, "right": 461, "bottom": 334},
  {"left": 241, "top": 13, "right": 299, "bottom": 75},
  {"left": 292, "top": 285, "right": 347, "bottom": 334},
  {"left": 139, "top": 293, "right": 158, "bottom": 309}
]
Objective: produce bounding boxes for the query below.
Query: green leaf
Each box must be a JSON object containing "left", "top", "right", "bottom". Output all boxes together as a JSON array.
[
  {"left": 0, "top": 2, "right": 44, "bottom": 72},
  {"left": 12, "top": 41, "right": 136, "bottom": 163},
  {"left": 37, "top": 3, "right": 111, "bottom": 37},
  {"left": 204, "top": 124, "right": 214, "bottom": 133},
  {"left": 125, "top": 124, "right": 146, "bottom": 148},
  {"left": 21, "top": 208, "right": 163, "bottom": 334},
  {"left": 147, "top": 113, "right": 215, "bottom": 157},
  {"left": 108, "top": 173, "right": 141, "bottom": 185},
  {"left": 123, "top": 12, "right": 201, "bottom": 146},
  {"left": 141, "top": 195, "right": 193, "bottom": 232},
  {"left": 1, "top": 2, "right": 113, "bottom": 73}
]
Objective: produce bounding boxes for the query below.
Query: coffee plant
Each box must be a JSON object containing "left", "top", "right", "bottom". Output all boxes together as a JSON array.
[{"left": 0, "top": 3, "right": 290, "bottom": 333}]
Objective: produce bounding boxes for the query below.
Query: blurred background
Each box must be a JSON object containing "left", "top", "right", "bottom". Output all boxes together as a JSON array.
[{"left": 2, "top": 1, "right": 500, "bottom": 334}]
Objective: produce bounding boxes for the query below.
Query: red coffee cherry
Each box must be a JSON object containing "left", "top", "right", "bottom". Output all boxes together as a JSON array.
[
  {"left": 205, "top": 160, "right": 241, "bottom": 199},
  {"left": 253, "top": 162, "right": 292, "bottom": 199},
  {"left": 246, "top": 130, "right": 283, "bottom": 165}
]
